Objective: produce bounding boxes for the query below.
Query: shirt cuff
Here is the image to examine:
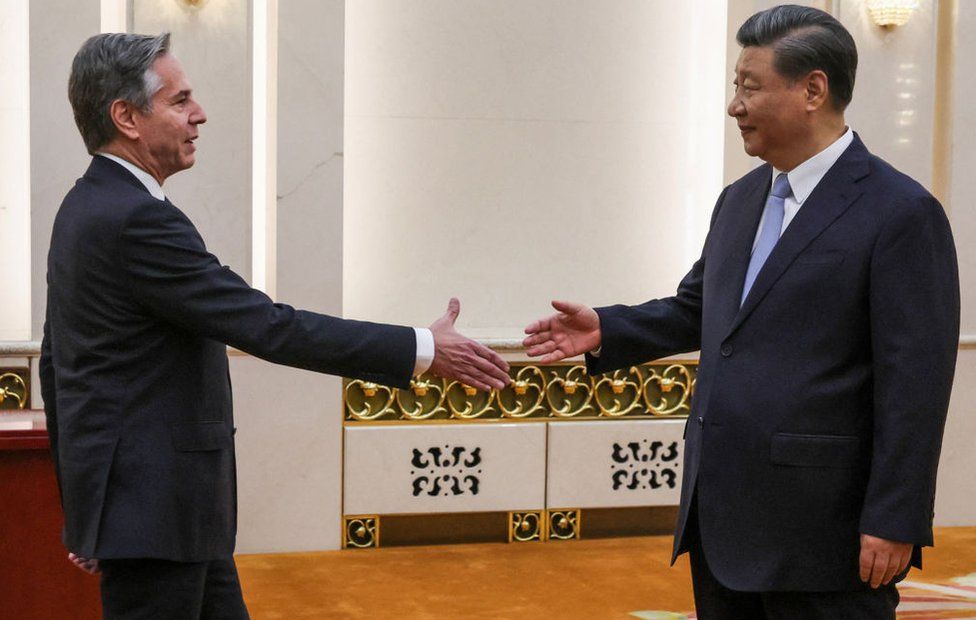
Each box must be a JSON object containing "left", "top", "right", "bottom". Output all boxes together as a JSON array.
[{"left": 413, "top": 327, "right": 435, "bottom": 376}]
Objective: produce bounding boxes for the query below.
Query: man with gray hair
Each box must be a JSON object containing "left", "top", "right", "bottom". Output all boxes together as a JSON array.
[
  {"left": 524, "top": 5, "right": 958, "bottom": 617},
  {"left": 42, "top": 32, "right": 510, "bottom": 618}
]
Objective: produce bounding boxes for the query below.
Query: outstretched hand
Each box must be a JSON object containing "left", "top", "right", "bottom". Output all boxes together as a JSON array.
[
  {"left": 429, "top": 298, "right": 510, "bottom": 392},
  {"left": 522, "top": 300, "right": 601, "bottom": 363}
]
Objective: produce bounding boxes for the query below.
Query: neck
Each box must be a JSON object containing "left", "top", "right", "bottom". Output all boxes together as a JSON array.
[
  {"left": 772, "top": 116, "right": 847, "bottom": 172},
  {"left": 100, "top": 142, "right": 166, "bottom": 185}
]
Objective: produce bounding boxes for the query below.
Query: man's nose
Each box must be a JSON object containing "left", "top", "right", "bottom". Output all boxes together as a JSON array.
[
  {"left": 191, "top": 103, "right": 207, "bottom": 125},
  {"left": 727, "top": 96, "right": 744, "bottom": 118}
]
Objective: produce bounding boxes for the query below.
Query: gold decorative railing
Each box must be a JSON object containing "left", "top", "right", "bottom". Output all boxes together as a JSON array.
[
  {"left": 0, "top": 369, "right": 30, "bottom": 410},
  {"left": 343, "top": 361, "right": 696, "bottom": 423}
]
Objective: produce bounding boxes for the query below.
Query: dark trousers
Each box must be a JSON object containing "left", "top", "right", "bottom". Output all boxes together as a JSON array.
[
  {"left": 99, "top": 556, "right": 249, "bottom": 620},
  {"left": 686, "top": 496, "right": 899, "bottom": 619}
]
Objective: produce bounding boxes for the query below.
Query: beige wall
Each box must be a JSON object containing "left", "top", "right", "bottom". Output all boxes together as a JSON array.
[
  {"left": 344, "top": 0, "right": 728, "bottom": 334},
  {"left": 234, "top": 0, "right": 346, "bottom": 553},
  {"left": 0, "top": 0, "right": 32, "bottom": 340},
  {"left": 131, "top": 0, "right": 252, "bottom": 280},
  {"left": 938, "top": 0, "right": 976, "bottom": 526},
  {"left": 29, "top": 0, "right": 100, "bottom": 339}
]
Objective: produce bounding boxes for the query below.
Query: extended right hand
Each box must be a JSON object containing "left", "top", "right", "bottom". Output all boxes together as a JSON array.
[
  {"left": 522, "top": 300, "right": 601, "bottom": 363},
  {"left": 429, "top": 298, "right": 511, "bottom": 392}
]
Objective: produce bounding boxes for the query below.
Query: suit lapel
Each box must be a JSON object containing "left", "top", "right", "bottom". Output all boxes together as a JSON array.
[
  {"left": 710, "top": 167, "right": 771, "bottom": 334},
  {"left": 725, "top": 135, "right": 871, "bottom": 337}
]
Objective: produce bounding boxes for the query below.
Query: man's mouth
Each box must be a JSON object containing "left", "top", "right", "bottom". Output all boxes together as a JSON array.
[{"left": 738, "top": 125, "right": 755, "bottom": 134}]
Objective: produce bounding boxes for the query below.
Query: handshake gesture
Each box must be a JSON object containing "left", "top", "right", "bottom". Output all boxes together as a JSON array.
[
  {"left": 428, "top": 298, "right": 511, "bottom": 391},
  {"left": 428, "top": 299, "right": 601, "bottom": 391},
  {"left": 522, "top": 300, "right": 601, "bottom": 362}
]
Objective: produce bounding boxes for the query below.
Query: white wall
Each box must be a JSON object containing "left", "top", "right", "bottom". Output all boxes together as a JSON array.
[
  {"left": 0, "top": 1, "right": 32, "bottom": 340},
  {"left": 29, "top": 0, "right": 100, "bottom": 339},
  {"left": 344, "top": 0, "right": 728, "bottom": 335},
  {"left": 839, "top": 0, "right": 938, "bottom": 188},
  {"left": 131, "top": 0, "right": 252, "bottom": 281},
  {"left": 234, "top": 0, "right": 347, "bottom": 553},
  {"left": 937, "top": 0, "right": 976, "bottom": 526}
]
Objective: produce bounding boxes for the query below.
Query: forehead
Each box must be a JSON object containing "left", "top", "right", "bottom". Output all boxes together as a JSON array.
[
  {"left": 151, "top": 53, "right": 192, "bottom": 93},
  {"left": 734, "top": 46, "right": 777, "bottom": 77}
]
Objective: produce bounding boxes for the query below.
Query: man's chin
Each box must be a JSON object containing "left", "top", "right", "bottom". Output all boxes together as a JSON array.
[{"left": 742, "top": 141, "right": 762, "bottom": 158}]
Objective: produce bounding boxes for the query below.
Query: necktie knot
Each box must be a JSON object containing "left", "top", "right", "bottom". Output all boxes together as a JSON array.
[{"left": 771, "top": 173, "right": 792, "bottom": 199}]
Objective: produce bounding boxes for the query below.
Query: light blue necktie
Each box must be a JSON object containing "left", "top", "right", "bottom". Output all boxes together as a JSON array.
[{"left": 741, "top": 173, "right": 791, "bottom": 305}]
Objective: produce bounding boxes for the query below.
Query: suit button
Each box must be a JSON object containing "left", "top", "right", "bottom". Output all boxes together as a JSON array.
[
  {"left": 697, "top": 416, "right": 704, "bottom": 427},
  {"left": 720, "top": 343, "right": 733, "bottom": 357}
]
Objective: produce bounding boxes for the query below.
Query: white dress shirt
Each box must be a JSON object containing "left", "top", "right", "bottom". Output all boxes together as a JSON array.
[
  {"left": 97, "top": 152, "right": 166, "bottom": 201},
  {"left": 95, "top": 153, "right": 434, "bottom": 375},
  {"left": 751, "top": 127, "right": 854, "bottom": 252}
]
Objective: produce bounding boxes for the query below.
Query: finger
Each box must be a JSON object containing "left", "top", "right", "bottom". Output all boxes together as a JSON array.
[
  {"left": 859, "top": 549, "right": 874, "bottom": 583},
  {"left": 472, "top": 345, "right": 511, "bottom": 376},
  {"left": 522, "top": 331, "right": 552, "bottom": 348},
  {"left": 870, "top": 552, "right": 889, "bottom": 588},
  {"left": 459, "top": 375, "right": 492, "bottom": 393},
  {"left": 445, "top": 297, "right": 460, "bottom": 324},
  {"left": 468, "top": 355, "right": 510, "bottom": 388},
  {"left": 551, "top": 300, "right": 583, "bottom": 315},
  {"left": 897, "top": 550, "right": 911, "bottom": 575},
  {"left": 524, "top": 317, "right": 551, "bottom": 336},
  {"left": 881, "top": 555, "right": 900, "bottom": 586},
  {"left": 539, "top": 350, "right": 568, "bottom": 364},
  {"left": 527, "top": 341, "right": 558, "bottom": 358}
]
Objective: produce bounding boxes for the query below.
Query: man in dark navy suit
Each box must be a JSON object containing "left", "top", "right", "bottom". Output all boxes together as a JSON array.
[
  {"left": 524, "top": 6, "right": 958, "bottom": 618},
  {"left": 41, "top": 32, "right": 510, "bottom": 619}
]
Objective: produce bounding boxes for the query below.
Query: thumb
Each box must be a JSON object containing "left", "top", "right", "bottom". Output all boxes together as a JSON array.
[
  {"left": 551, "top": 299, "right": 582, "bottom": 315},
  {"left": 445, "top": 297, "right": 460, "bottom": 324}
]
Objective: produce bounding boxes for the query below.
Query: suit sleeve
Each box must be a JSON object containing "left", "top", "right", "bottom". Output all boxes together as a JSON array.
[
  {"left": 40, "top": 292, "right": 63, "bottom": 507},
  {"left": 586, "top": 186, "right": 730, "bottom": 375},
  {"left": 859, "top": 195, "right": 959, "bottom": 547},
  {"left": 117, "top": 201, "right": 416, "bottom": 388}
]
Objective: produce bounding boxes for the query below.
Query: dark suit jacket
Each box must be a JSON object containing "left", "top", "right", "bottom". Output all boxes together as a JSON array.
[
  {"left": 587, "top": 135, "right": 959, "bottom": 591},
  {"left": 40, "top": 156, "right": 416, "bottom": 562}
]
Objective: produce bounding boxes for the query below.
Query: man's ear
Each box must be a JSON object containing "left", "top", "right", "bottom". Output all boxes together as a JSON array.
[
  {"left": 109, "top": 99, "right": 140, "bottom": 141},
  {"left": 804, "top": 69, "right": 830, "bottom": 112}
]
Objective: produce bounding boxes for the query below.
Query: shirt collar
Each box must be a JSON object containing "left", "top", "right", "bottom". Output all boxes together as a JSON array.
[
  {"left": 95, "top": 153, "right": 166, "bottom": 201},
  {"left": 772, "top": 127, "right": 853, "bottom": 205}
]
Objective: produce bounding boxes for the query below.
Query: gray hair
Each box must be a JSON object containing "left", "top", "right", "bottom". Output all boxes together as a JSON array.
[
  {"left": 737, "top": 5, "right": 857, "bottom": 110},
  {"left": 68, "top": 32, "right": 171, "bottom": 154}
]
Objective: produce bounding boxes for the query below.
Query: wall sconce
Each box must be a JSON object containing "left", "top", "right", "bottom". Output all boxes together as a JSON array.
[
  {"left": 866, "top": 0, "right": 920, "bottom": 28},
  {"left": 176, "top": 0, "right": 207, "bottom": 9}
]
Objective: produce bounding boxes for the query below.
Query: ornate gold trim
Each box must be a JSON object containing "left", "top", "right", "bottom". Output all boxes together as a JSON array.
[
  {"left": 0, "top": 369, "right": 29, "bottom": 410},
  {"left": 547, "top": 509, "right": 581, "bottom": 541},
  {"left": 508, "top": 511, "right": 545, "bottom": 543},
  {"left": 344, "top": 361, "right": 697, "bottom": 424},
  {"left": 343, "top": 515, "right": 380, "bottom": 549}
]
